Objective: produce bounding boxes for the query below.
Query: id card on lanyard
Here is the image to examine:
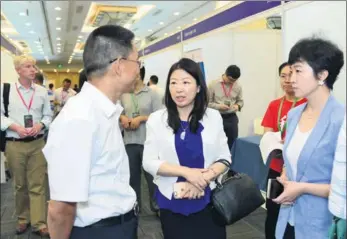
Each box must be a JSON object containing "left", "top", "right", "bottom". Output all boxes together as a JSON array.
[
  {"left": 16, "top": 83, "right": 35, "bottom": 128},
  {"left": 277, "top": 97, "right": 297, "bottom": 140},
  {"left": 221, "top": 82, "right": 233, "bottom": 106},
  {"left": 131, "top": 94, "right": 140, "bottom": 118}
]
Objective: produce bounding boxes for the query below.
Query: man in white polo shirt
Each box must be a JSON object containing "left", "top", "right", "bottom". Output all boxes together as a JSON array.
[{"left": 43, "top": 25, "right": 140, "bottom": 239}]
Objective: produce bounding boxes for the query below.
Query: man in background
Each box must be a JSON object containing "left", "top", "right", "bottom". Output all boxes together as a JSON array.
[
  {"left": 1, "top": 55, "right": 52, "bottom": 236},
  {"left": 148, "top": 75, "right": 164, "bottom": 101},
  {"left": 53, "top": 78, "right": 76, "bottom": 116},
  {"left": 33, "top": 72, "right": 44, "bottom": 86},
  {"left": 208, "top": 65, "right": 244, "bottom": 149}
]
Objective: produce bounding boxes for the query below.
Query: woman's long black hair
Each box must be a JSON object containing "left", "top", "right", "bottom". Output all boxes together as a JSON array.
[{"left": 164, "top": 58, "right": 209, "bottom": 134}]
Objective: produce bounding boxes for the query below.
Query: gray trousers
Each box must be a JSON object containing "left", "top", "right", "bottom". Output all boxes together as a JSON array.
[{"left": 125, "top": 144, "right": 157, "bottom": 212}]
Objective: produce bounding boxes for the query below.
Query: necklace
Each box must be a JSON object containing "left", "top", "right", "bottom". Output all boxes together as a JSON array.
[{"left": 180, "top": 122, "right": 189, "bottom": 140}]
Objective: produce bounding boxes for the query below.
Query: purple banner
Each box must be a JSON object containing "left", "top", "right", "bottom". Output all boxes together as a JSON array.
[
  {"left": 183, "top": 1, "right": 281, "bottom": 41},
  {"left": 144, "top": 32, "right": 181, "bottom": 55},
  {"left": 1, "top": 35, "right": 21, "bottom": 55}
]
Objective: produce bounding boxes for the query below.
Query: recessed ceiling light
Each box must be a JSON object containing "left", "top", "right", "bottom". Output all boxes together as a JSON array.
[
  {"left": 164, "top": 33, "right": 168, "bottom": 36},
  {"left": 177, "top": 26, "right": 181, "bottom": 29},
  {"left": 174, "top": 12, "right": 180, "bottom": 16},
  {"left": 57, "top": 43, "right": 61, "bottom": 46},
  {"left": 148, "top": 29, "right": 153, "bottom": 32},
  {"left": 56, "top": 17, "right": 62, "bottom": 21},
  {"left": 34, "top": 41, "right": 40, "bottom": 44},
  {"left": 77, "top": 39, "right": 81, "bottom": 42},
  {"left": 56, "top": 37, "right": 61, "bottom": 40},
  {"left": 54, "top": 69, "right": 57, "bottom": 72},
  {"left": 56, "top": 27, "right": 61, "bottom": 31},
  {"left": 78, "top": 35, "right": 83, "bottom": 38},
  {"left": 29, "top": 30, "right": 35, "bottom": 34},
  {"left": 159, "top": 22, "right": 164, "bottom": 25},
  {"left": 193, "top": 18, "right": 197, "bottom": 21},
  {"left": 67, "top": 69, "right": 70, "bottom": 73},
  {"left": 25, "top": 22, "right": 31, "bottom": 26},
  {"left": 19, "top": 12, "right": 26, "bottom": 16},
  {"left": 55, "top": 7, "right": 61, "bottom": 11}
]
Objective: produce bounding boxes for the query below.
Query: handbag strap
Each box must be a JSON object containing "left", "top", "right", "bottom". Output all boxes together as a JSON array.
[{"left": 213, "top": 159, "right": 233, "bottom": 188}]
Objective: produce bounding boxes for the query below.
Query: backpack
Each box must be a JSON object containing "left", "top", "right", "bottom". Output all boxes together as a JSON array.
[{"left": 1, "top": 83, "right": 10, "bottom": 152}]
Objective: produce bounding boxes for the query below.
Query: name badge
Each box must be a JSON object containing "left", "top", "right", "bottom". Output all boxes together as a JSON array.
[
  {"left": 132, "top": 112, "right": 140, "bottom": 118},
  {"left": 24, "top": 115, "right": 33, "bottom": 128},
  {"left": 224, "top": 100, "right": 231, "bottom": 107}
]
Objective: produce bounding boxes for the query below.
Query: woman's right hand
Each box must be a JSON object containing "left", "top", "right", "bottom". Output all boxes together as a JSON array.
[{"left": 182, "top": 168, "right": 209, "bottom": 191}]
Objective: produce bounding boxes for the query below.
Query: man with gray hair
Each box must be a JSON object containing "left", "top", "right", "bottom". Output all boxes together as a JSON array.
[{"left": 43, "top": 25, "right": 141, "bottom": 239}]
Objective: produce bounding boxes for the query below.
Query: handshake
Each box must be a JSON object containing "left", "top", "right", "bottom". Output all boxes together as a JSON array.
[{"left": 174, "top": 167, "right": 217, "bottom": 200}]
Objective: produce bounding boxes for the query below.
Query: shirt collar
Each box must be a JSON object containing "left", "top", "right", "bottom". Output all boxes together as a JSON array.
[
  {"left": 17, "top": 80, "right": 35, "bottom": 90},
  {"left": 135, "top": 85, "right": 149, "bottom": 94},
  {"left": 81, "top": 82, "right": 123, "bottom": 119}
]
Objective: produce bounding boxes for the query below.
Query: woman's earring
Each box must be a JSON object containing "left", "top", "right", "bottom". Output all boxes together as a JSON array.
[{"left": 318, "top": 80, "right": 325, "bottom": 86}]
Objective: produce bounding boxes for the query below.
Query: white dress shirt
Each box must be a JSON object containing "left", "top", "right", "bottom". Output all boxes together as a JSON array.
[
  {"left": 43, "top": 82, "right": 136, "bottom": 227},
  {"left": 142, "top": 108, "right": 231, "bottom": 199},
  {"left": 54, "top": 87, "right": 76, "bottom": 112},
  {"left": 329, "top": 114, "right": 346, "bottom": 219},
  {"left": 0, "top": 82, "right": 52, "bottom": 138}
]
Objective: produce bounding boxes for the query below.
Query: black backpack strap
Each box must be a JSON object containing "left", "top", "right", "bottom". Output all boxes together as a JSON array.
[{"left": 3, "top": 83, "right": 10, "bottom": 117}]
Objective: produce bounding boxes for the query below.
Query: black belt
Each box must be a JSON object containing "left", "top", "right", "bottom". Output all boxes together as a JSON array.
[
  {"left": 6, "top": 134, "right": 44, "bottom": 143},
  {"left": 84, "top": 210, "right": 137, "bottom": 228}
]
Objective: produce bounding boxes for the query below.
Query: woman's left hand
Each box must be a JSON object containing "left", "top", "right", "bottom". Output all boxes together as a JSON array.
[{"left": 272, "top": 177, "right": 304, "bottom": 205}]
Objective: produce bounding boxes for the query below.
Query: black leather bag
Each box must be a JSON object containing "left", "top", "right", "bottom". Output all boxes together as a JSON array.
[{"left": 211, "top": 159, "right": 265, "bottom": 225}]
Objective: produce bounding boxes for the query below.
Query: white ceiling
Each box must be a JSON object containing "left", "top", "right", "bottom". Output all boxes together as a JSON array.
[{"left": 1, "top": 1, "right": 228, "bottom": 71}]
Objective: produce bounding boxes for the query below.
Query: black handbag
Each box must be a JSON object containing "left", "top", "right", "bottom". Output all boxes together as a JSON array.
[{"left": 211, "top": 159, "right": 265, "bottom": 225}]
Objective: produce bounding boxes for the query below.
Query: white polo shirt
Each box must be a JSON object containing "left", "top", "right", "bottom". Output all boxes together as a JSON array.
[{"left": 43, "top": 82, "right": 136, "bottom": 227}]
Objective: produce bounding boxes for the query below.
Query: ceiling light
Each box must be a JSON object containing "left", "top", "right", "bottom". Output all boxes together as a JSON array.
[
  {"left": 78, "top": 35, "right": 83, "bottom": 38},
  {"left": 148, "top": 29, "right": 153, "bottom": 32},
  {"left": 56, "top": 37, "right": 61, "bottom": 40},
  {"left": 56, "top": 27, "right": 61, "bottom": 31},
  {"left": 71, "top": 53, "right": 75, "bottom": 56},
  {"left": 47, "top": 62, "right": 50, "bottom": 64},
  {"left": 57, "top": 43, "right": 61, "bottom": 46},
  {"left": 164, "top": 33, "right": 168, "bottom": 36},
  {"left": 174, "top": 12, "right": 180, "bottom": 16},
  {"left": 56, "top": 17, "right": 62, "bottom": 21},
  {"left": 29, "top": 30, "right": 35, "bottom": 34},
  {"left": 159, "top": 22, "right": 164, "bottom": 25},
  {"left": 54, "top": 69, "right": 57, "bottom": 72},
  {"left": 193, "top": 18, "right": 198, "bottom": 21},
  {"left": 55, "top": 7, "right": 61, "bottom": 11},
  {"left": 25, "top": 22, "right": 31, "bottom": 26},
  {"left": 77, "top": 39, "right": 81, "bottom": 42},
  {"left": 67, "top": 69, "right": 70, "bottom": 73},
  {"left": 134, "top": 37, "right": 140, "bottom": 41},
  {"left": 177, "top": 26, "right": 181, "bottom": 29},
  {"left": 34, "top": 41, "right": 40, "bottom": 44},
  {"left": 19, "top": 12, "right": 26, "bottom": 16}
]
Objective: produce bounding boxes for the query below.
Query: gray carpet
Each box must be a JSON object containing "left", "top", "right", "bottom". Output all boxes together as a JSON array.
[{"left": 1, "top": 175, "right": 266, "bottom": 239}]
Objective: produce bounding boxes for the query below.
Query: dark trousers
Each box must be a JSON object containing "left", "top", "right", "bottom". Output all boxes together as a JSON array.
[
  {"left": 70, "top": 217, "right": 138, "bottom": 239},
  {"left": 160, "top": 206, "right": 226, "bottom": 239},
  {"left": 283, "top": 223, "right": 295, "bottom": 239},
  {"left": 265, "top": 169, "right": 281, "bottom": 239},
  {"left": 125, "top": 144, "right": 157, "bottom": 212},
  {"left": 221, "top": 113, "right": 239, "bottom": 149}
]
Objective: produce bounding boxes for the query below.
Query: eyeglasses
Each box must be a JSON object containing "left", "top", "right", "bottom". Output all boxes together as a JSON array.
[{"left": 109, "top": 57, "right": 143, "bottom": 68}]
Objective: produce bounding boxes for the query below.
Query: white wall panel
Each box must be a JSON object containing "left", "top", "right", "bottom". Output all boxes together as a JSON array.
[{"left": 283, "top": 1, "right": 346, "bottom": 104}]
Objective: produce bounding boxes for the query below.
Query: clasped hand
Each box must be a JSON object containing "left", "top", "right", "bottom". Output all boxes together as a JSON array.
[
  {"left": 120, "top": 116, "right": 141, "bottom": 130},
  {"left": 272, "top": 177, "right": 304, "bottom": 205},
  {"left": 182, "top": 167, "right": 216, "bottom": 199},
  {"left": 16, "top": 123, "right": 42, "bottom": 138}
]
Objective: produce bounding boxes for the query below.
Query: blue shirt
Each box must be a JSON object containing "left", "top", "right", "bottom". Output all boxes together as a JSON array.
[{"left": 155, "top": 121, "right": 211, "bottom": 216}]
